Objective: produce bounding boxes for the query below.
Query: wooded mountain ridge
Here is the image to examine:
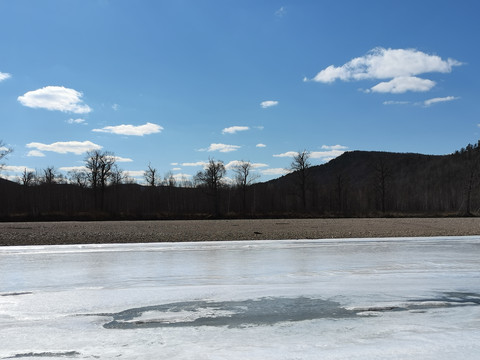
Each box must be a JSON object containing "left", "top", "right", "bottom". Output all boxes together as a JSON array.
[{"left": 1, "top": 142, "right": 479, "bottom": 220}]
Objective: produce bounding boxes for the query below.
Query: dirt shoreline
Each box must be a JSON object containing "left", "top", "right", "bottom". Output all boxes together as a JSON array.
[{"left": 1, "top": 218, "right": 480, "bottom": 246}]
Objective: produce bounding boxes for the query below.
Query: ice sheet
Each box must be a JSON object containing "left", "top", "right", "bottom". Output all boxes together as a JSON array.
[{"left": 1, "top": 237, "right": 479, "bottom": 359}]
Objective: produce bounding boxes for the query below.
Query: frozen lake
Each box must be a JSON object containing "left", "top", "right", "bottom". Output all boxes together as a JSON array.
[{"left": 1, "top": 237, "right": 479, "bottom": 359}]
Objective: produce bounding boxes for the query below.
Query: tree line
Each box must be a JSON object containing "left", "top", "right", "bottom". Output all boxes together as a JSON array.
[{"left": 1, "top": 140, "right": 480, "bottom": 220}]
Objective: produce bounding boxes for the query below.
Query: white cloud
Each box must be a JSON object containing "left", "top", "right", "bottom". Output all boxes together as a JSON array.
[
  {"left": 273, "top": 151, "right": 298, "bottom": 158},
  {"left": 256, "top": 143, "right": 267, "bottom": 148},
  {"left": 18, "top": 86, "right": 92, "bottom": 114},
  {"left": 112, "top": 104, "right": 119, "bottom": 111},
  {"left": 67, "top": 118, "right": 87, "bottom": 125},
  {"left": 27, "top": 150, "right": 46, "bottom": 157},
  {"left": 222, "top": 126, "right": 250, "bottom": 134},
  {"left": 260, "top": 100, "right": 279, "bottom": 108},
  {"left": 273, "top": 145, "right": 347, "bottom": 162},
  {"left": 383, "top": 100, "right": 410, "bottom": 105},
  {"left": 205, "top": 143, "right": 241, "bottom": 153},
  {"left": 310, "top": 150, "right": 345, "bottom": 162},
  {"left": 0, "top": 72, "right": 11, "bottom": 82},
  {"left": 225, "top": 160, "right": 268, "bottom": 170},
  {"left": 172, "top": 167, "right": 182, "bottom": 171},
  {"left": 26, "top": 140, "right": 102, "bottom": 155},
  {"left": 182, "top": 161, "right": 208, "bottom": 167},
  {"left": 307, "top": 47, "right": 461, "bottom": 94},
  {"left": 370, "top": 76, "right": 435, "bottom": 93},
  {"left": 309, "top": 47, "right": 461, "bottom": 83},
  {"left": 124, "top": 170, "right": 145, "bottom": 178},
  {"left": 93, "top": 122, "right": 163, "bottom": 136},
  {"left": 261, "top": 168, "right": 290, "bottom": 176},
  {"left": 423, "top": 96, "right": 459, "bottom": 107},
  {"left": 111, "top": 156, "right": 133, "bottom": 163},
  {"left": 171, "top": 173, "right": 192, "bottom": 181},
  {"left": 2, "top": 165, "right": 35, "bottom": 173}
]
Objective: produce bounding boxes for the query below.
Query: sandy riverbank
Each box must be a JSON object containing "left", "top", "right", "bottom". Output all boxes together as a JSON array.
[{"left": 1, "top": 217, "right": 480, "bottom": 246}]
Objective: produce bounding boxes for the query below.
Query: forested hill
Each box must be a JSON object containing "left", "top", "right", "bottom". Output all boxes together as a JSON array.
[
  {"left": 0, "top": 146, "right": 478, "bottom": 220},
  {"left": 258, "top": 150, "right": 468, "bottom": 216}
]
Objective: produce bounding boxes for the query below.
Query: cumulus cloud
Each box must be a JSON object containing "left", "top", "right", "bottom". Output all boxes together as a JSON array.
[
  {"left": 27, "top": 150, "right": 46, "bottom": 157},
  {"left": 93, "top": 122, "right": 163, "bottom": 136},
  {"left": 205, "top": 143, "right": 241, "bottom": 153},
  {"left": 273, "top": 151, "right": 299, "bottom": 158},
  {"left": 18, "top": 86, "right": 92, "bottom": 114},
  {"left": 260, "top": 100, "right": 279, "bottom": 108},
  {"left": 0, "top": 72, "right": 11, "bottom": 82},
  {"left": 423, "top": 96, "right": 459, "bottom": 107},
  {"left": 182, "top": 161, "right": 208, "bottom": 167},
  {"left": 111, "top": 156, "right": 133, "bottom": 163},
  {"left": 306, "top": 47, "right": 461, "bottom": 94},
  {"left": 2, "top": 165, "right": 35, "bottom": 173},
  {"left": 370, "top": 76, "right": 436, "bottom": 93},
  {"left": 26, "top": 140, "right": 102, "bottom": 155},
  {"left": 222, "top": 126, "right": 250, "bottom": 134},
  {"left": 224, "top": 160, "right": 268, "bottom": 170},
  {"left": 256, "top": 143, "right": 267, "bottom": 148}
]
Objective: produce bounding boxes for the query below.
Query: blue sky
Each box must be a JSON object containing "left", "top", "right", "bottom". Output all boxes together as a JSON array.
[{"left": 1, "top": 0, "right": 479, "bottom": 183}]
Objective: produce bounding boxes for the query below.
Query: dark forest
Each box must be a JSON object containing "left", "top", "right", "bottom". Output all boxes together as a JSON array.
[{"left": 1, "top": 142, "right": 480, "bottom": 221}]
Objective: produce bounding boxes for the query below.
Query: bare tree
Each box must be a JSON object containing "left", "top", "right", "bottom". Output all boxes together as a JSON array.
[
  {"left": 290, "top": 150, "right": 311, "bottom": 210},
  {"left": 194, "top": 158, "right": 226, "bottom": 216},
  {"left": 42, "top": 166, "right": 60, "bottom": 185},
  {"left": 232, "top": 160, "right": 260, "bottom": 214},
  {"left": 84, "top": 150, "right": 116, "bottom": 209},
  {"left": 68, "top": 169, "right": 89, "bottom": 188},
  {"left": 110, "top": 165, "right": 125, "bottom": 186},
  {"left": 144, "top": 163, "right": 159, "bottom": 186},
  {"left": 0, "top": 141, "right": 13, "bottom": 171},
  {"left": 163, "top": 171, "right": 176, "bottom": 187},
  {"left": 20, "top": 168, "right": 36, "bottom": 186}
]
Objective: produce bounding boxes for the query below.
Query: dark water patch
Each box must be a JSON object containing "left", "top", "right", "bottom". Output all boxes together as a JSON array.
[
  {"left": 3, "top": 351, "right": 80, "bottom": 358},
  {"left": 101, "top": 297, "right": 356, "bottom": 329},
  {"left": 95, "top": 292, "right": 480, "bottom": 330},
  {"left": 1, "top": 292, "right": 33, "bottom": 297}
]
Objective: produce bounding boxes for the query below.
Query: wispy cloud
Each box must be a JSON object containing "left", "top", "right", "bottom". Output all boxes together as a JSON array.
[
  {"left": 273, "top": 151, "right": 298, "bottom": 158},
  {"left": 423, "top": 96, "right": 459, "bottom": 107},
  {"left": 261, "top": 168, "right": 289, "bottom": 176},
  {"left": 2, "top": 165, "right": 35, "bottom": 173},
  {"left": 383, "top": 100, "right": 410, "bottom": 105},
  {"left": 273, "top": 145, "right": 348, "bottom": 162},
  {"left": 260, "top": 100, "right": 279, "bottom": 109},
  {"left": 26, "top": 140, "right": 102, "bottom": 155},
  {"left": 111, "top": 156, "right": 133, "bottom": 163},
  {"left": 225, "top": 160, "right": 268, "bottom": 170},
  {"left": 18, "top": 86, "right": 92, "bottom": 114},
  {"left": 112, "top": 104, "right": 119, "bottom": 111},
  {"left": 93, "top": 122, "right": 163, "bottom": 136},
  {"left": 203, "top": 143, "right": 241, "bottom": 153},
  {"left": 67, "top": 118, "right": 87, "bottom": 125},
  {"left": 222, "top": 126, "right": 250, "bottom": 134},
  {"left": 305, "top": 47, "right": 462, "bottom": 94},
  {"left": 275, "top": 6, "right": 286, "bottom": 18},
  {"left": 0, "top": 72, "right": 11, "bottom": 82}
]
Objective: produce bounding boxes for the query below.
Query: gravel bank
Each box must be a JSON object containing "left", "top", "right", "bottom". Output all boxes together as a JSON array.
[{"left": 1, "top": 218, "right": 480, "bottom": 246}]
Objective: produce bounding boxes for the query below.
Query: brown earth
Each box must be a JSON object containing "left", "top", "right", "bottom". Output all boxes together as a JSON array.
[{"left": 1, "top": 218, "right": 480, "bottom": 246}]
